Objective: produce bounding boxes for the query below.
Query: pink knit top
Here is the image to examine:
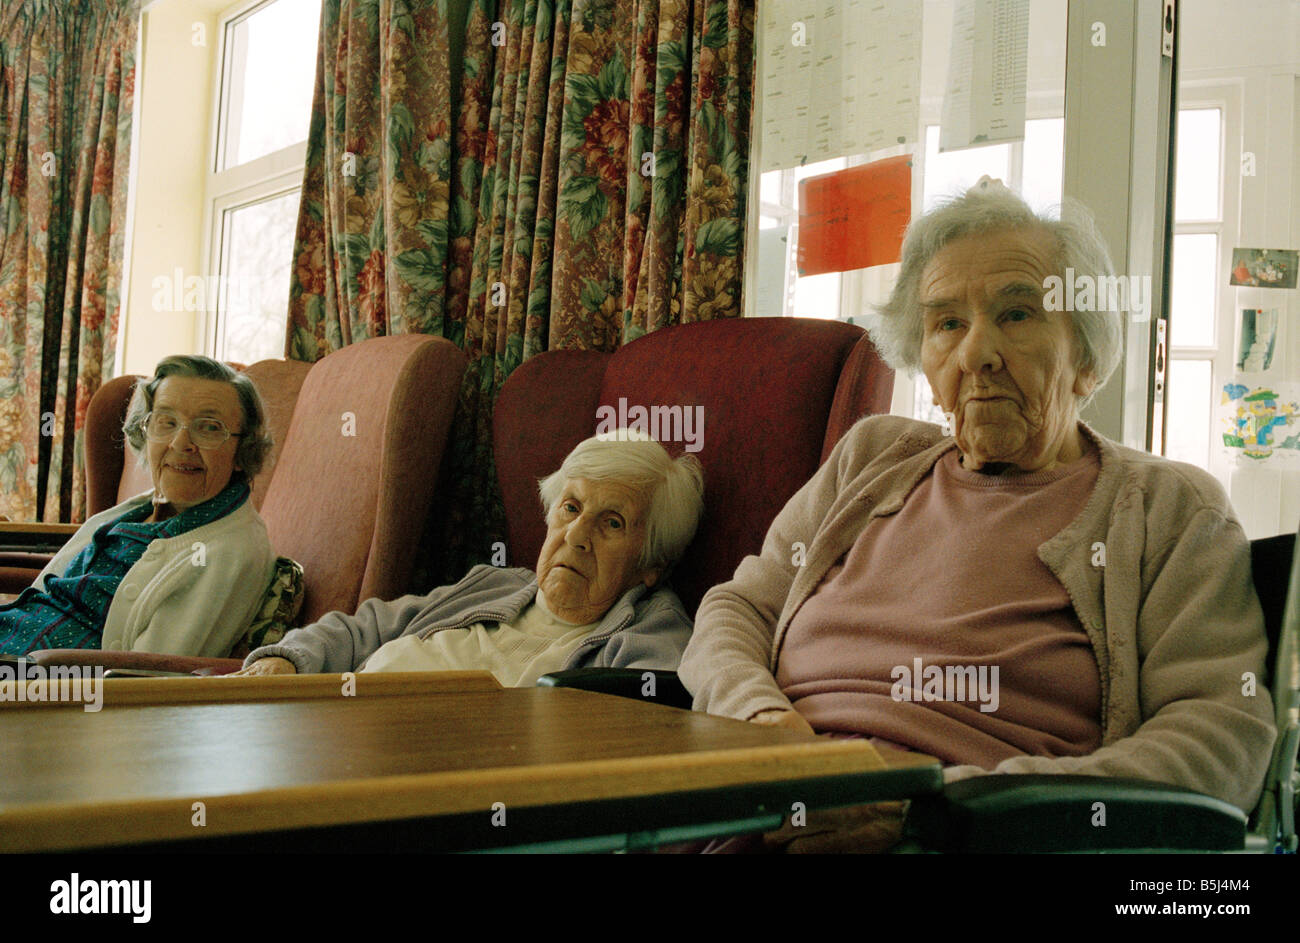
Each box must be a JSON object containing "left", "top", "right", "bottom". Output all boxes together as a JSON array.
[{"left": 776, "top": 446, "right": 1104, "bottom": 769}]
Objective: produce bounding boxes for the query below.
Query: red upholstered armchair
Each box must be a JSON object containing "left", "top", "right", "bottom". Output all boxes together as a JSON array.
[
  {"left": 496, "top": 317, "right": 893, "bottom": 614},
  {"left": 26, "top": 334, "right": 467, "bottom": 675},
  {"left": 492, "top": 318, "right": 895, "bottom": 703}
]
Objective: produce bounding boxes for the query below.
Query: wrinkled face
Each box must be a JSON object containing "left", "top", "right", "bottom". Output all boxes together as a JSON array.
[
  {"left": 145, "top": 377, "right": 244, "bottom": 515},
  {"left": 535, "top": 477, "right": 659, "bottom": 625},
  {"left": 919, "top": 227, "right": 1096, "bottom": 472}
]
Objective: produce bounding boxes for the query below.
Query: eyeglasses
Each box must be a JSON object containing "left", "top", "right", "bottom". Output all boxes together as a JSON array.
[{"left": 143, "top": 411, "right": 242, "bottom": 448}]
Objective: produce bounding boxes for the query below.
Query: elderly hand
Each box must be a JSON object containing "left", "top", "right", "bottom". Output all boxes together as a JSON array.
[
  {"left": 749, "top": 708, "right": 817, "bottom": 737},
  {"left": 222, "top": 656, "right": 297, "bottom": 677}
]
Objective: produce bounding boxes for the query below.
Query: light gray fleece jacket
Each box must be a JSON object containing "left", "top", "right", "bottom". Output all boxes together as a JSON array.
[
  {"left": 679, "top": 414, "right": 1277, "bottom": 813},
  {"left": 244, "top": 564, "right": 693, "bottom": 678}
]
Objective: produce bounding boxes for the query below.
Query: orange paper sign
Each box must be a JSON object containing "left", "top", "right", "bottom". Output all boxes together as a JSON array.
[{"left": 797, "top": 155, "right": 912, "bottom": 276}]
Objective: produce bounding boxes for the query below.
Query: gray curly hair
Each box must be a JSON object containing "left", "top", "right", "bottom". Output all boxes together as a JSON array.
[
  {"left": 123, "top": 355, "right": 272, "bottom": 480},
  {"left": 538, "top": 429, "right": 705, "bottom": 573},
  {"left": 868, "top": 185, "right": 1124, "bottom": 406}
]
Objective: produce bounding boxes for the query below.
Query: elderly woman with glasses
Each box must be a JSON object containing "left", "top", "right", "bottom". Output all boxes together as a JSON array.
[
  {"left": 0, "top": 355, "right": 276, "bottom": 657},
  {"left": 679, "top": 183, "right": 1275, "bottom": 851}
]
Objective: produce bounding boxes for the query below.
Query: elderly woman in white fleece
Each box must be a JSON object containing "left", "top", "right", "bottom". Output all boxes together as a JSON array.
[
  {"left": 678, "top": 182, "right": 1275, "bottom": 852},
  {"left": 230, "top": 430, "right": 704, "bottom": 685}
]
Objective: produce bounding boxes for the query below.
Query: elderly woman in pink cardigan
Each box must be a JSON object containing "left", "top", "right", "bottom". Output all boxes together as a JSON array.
[{"left": 678, "top": 183, "right": 1275, "bottom": 851}]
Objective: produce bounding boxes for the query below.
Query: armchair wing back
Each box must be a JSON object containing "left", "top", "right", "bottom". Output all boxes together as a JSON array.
[{"left": 493, "top": 318, "right": 894, "bottom": 615}]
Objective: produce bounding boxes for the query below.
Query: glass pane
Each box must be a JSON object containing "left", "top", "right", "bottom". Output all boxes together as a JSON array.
[
  {"left": 219, "top": 190, "right": 300, "bottom": 364},
  {"left": 922, "top": 125, "right": 1011, "bottom": 211},
  {"left": 220, "top": 0, "right": 322, "bottom": 169},
  {"left": 784, "top": 159, "right": 848, "bottom": 317},
  {"left": 1174, "top": 108, "right": 1221, "bottom": 222},
  {"left": 791, "top": 271, "right": 840, "bottom": 320},
  {"left": 1166, "top": 359, "right": 1211, "bottom": 470},
  {"left": 753, "top": 226, "right": 789, "bottom": 316},
  {"left": 792, "top": 157, "right": 848, "bottom": 211},
  {"left": 760, "top": 170, "right": 782, "bottom": 206},
  {"left": 1021, "top": 117, "right": 1064, "bottom": 213},
  {"left": 1169, "top": 233, "right": 1218, "bottom": 347}
]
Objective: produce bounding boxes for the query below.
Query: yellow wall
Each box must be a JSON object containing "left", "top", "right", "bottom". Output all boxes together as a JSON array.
[{"left": 120, "top": 0, "right": 227, "bottom": 376}]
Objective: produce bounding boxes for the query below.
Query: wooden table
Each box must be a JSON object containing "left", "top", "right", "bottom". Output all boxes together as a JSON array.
[{"left": 0, "top": 672, "right": 942, "bottom": 852}]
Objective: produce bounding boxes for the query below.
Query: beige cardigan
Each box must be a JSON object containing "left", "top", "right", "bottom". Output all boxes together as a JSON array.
[{"left": 680, "top": 414, "right": 1277, "bottom": 812}]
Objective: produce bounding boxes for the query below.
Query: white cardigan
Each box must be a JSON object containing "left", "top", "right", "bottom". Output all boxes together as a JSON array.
[{"left": 35, "top": 491, "right": 276, "bottom": 656}]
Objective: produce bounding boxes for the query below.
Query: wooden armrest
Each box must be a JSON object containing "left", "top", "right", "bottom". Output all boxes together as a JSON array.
[
  {"left": 0, "top": 522, "right": 80, "bottom": 554},
  {"left": 0, "top": 554, "right": 52, "bottom": 596},
  {"left": 26, "top": 649, "right": 245, "bottom": 675}
]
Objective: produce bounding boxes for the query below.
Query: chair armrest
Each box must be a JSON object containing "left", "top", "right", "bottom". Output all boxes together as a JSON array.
[
  {"left": 0, "top": 523, "right": 79, "bottom": 554},
  {"left": 537, "top": 668, "right": 692, "bottom": 709},
  {"left": 0, "top": 552, "right": 55, "bottom": 568},
  {"left": 0, "top": 553, "right": 53, "bottom": 596},
  {"left": 901, "top": 773, "right": 1247, "bottom": 853},
  {"left": 26, "top": 649, "right": 244, "bottom": 676}
]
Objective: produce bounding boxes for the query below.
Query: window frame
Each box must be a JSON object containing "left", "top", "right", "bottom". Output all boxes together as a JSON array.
[
  {"left": 1166, "top": 82, "right": 1244, "bottom": 489},
  {"left": 199, "top": 0, "right": 313, "bottom": 362}
]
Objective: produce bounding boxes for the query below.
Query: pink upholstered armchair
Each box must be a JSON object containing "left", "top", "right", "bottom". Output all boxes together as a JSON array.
[{"left": 25, "top": 334, "right": 467, "bottom": 675}]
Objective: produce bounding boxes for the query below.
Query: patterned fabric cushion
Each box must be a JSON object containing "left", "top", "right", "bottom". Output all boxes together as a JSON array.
[{"left": 229, "top": 557, "right": 304, "bottom": 658}]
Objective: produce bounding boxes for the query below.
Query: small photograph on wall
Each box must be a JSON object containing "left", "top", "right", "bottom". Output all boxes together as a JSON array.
[
  {"left": 1229, "top": 248, "right": 1298, "bottom": 289},
  {"left": 1236, "top": 308, "right": 1278, "bottom": 372}
]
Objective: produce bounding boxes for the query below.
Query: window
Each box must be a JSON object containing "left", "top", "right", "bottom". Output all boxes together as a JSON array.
[
  {"left": 755, "top": 121, "right": 1063, "bottom": 320},
  {"left": 204, "top": 0, "right": 321, "bottom": 365},
  {"left": 747, "top": 1, "right": 1069, "bottom": 425},
  {"left": 1164, "top": 106, "right": 1225, "bottom": 474},
  {"left": 754, "top": 120, "right": 1064, "bottom": 424}
]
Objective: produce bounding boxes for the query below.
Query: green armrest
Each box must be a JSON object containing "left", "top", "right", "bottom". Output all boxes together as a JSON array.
[
  {"left": 902, "top": 773, "right": 1247, "bottom": 853},
  {"left": 537, "top": 668, "right": 693, "bottom": 709}
]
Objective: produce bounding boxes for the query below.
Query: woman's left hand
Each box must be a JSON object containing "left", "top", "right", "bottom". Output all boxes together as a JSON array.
[{"left": 749, "top": 708, "right": 817, "bottom": 737}]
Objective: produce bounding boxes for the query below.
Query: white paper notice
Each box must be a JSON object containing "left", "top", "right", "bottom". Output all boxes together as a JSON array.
[
  {"left": 940, "top": 0, "right": 1029, "bottom": 152},
  {"left": 761, "top": 1, "right": 922, "bottom": 172}
]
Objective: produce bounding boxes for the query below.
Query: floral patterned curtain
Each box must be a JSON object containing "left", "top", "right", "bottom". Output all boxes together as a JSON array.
[
  {"left": 285, "top": 0, "right": 457, "bottom": 358},
  {"left": 286, "top": 0, "right": 753, "bottom": 581},
  {"left": 0, "top": 0, "right": 138, "bottom": 523}
]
